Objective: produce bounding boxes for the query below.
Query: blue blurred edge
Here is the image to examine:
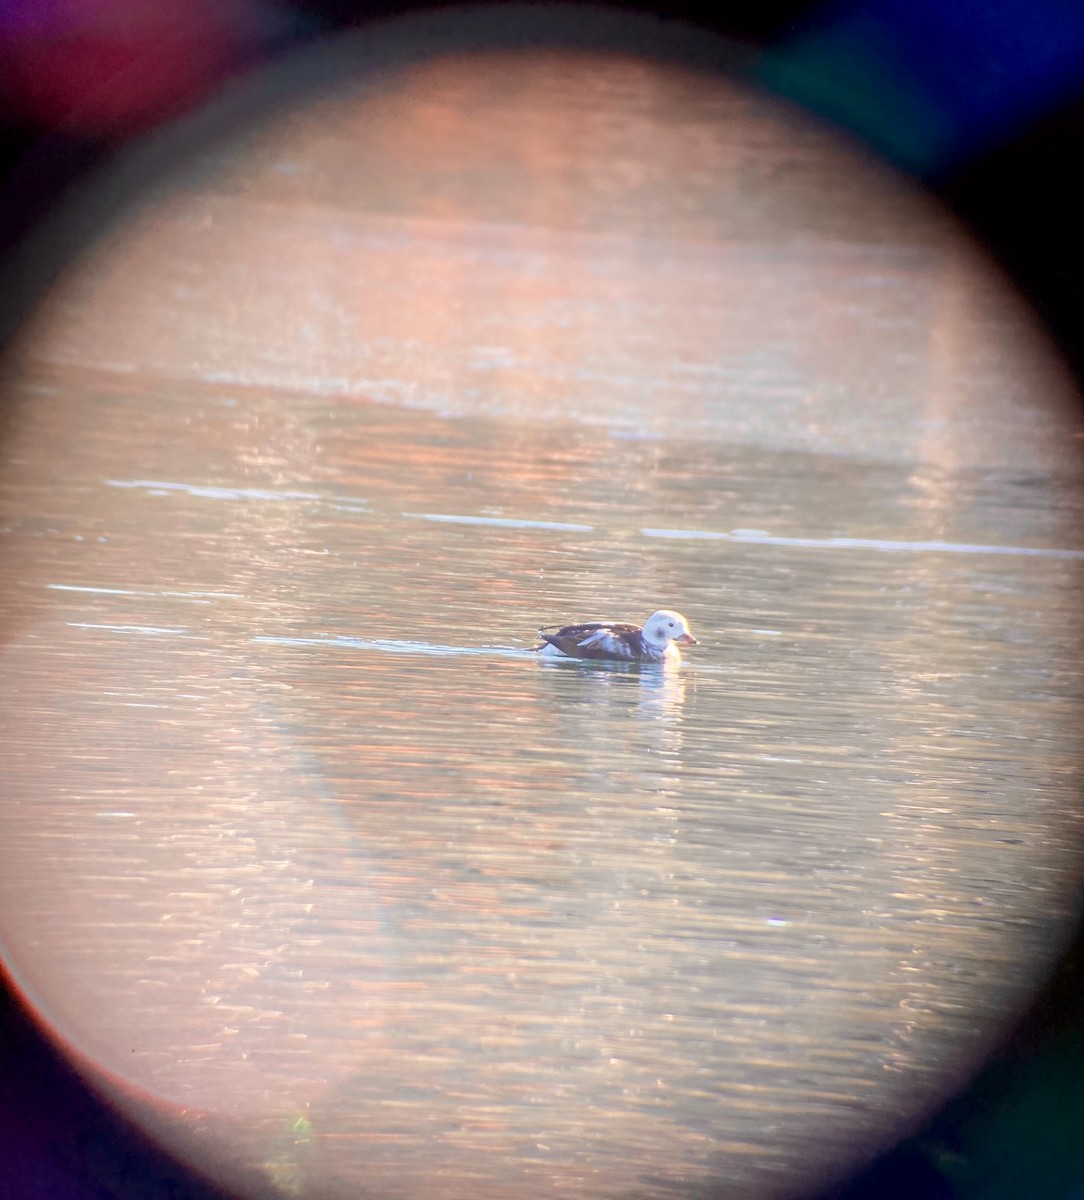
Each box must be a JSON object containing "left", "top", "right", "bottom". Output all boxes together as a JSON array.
[{"left": 759, "top": 0, "right": 1084, "bottom": 175}]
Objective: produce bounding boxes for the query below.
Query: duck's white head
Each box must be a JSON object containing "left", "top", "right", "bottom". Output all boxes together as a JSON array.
[{"left": 643, "top": 610, "right": 697, "bottom": 647}]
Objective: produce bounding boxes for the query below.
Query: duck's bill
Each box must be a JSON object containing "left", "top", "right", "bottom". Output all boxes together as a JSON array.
[{"left": 676, "top": 633, "right": 698, "bottom": 644}]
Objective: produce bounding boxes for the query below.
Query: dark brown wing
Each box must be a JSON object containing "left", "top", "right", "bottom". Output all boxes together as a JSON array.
[
  {"left": 538, "top": 621, "right": 644, "bottom": 660},
  {"left": 538, "top": 621, "right": 628, "bottom": 636}
]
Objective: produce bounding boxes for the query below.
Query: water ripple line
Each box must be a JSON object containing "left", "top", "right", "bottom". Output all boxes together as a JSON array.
[
  {"left": 641, "top": 528, "right": 1084, "bottom": 559},
  {"left": 251, "top": 634, "right": 532, "bottom": 658},
  {"left": 49, "top": 584, "right": 241, "bottom": 600},
  {"left": 106, "top": 479, "right": 333, "bottom": 503},
  {"left": 67, "top": 621, "right": 208, "bottom": 638},
  {"left": 404, "top": 512, "right": 593, "bottom": 532}
]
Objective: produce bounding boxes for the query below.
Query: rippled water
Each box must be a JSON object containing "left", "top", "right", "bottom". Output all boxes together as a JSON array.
[{"left": 1, "top": 369, "right": 1083, "bottom": 1197}]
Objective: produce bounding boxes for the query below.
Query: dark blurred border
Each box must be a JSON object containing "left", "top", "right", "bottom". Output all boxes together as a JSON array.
[{"left": 2, "top": 3, "right": 1083, "bottom": 1198}]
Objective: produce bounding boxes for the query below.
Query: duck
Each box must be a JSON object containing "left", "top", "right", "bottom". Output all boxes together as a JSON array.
[{"left": 536, "top": 610, "right": 698, "bottom": 663}]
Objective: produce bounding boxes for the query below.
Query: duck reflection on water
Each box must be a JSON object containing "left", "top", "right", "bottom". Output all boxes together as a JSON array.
[{"left": 536, "top": 625, "right": 690, "bottom": 734}]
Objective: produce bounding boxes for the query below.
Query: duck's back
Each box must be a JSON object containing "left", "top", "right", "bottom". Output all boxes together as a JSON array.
[{"left": 538, "top": 621, "right": 645, "bottom": 660}]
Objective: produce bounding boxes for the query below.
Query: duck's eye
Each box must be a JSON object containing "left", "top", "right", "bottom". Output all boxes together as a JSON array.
[{"left": 668, "top": 621, "right": 674, "bottom": 628}]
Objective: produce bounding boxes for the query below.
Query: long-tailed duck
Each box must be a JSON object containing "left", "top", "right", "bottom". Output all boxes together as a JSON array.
[{"left": 536, "top": 610, "right": 698, "bottom": 663}]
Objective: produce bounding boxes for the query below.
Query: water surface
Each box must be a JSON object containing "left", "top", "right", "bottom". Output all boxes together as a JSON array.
[{"left": 1, "top": 371, "right": 1082, "bottom": 1198}]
